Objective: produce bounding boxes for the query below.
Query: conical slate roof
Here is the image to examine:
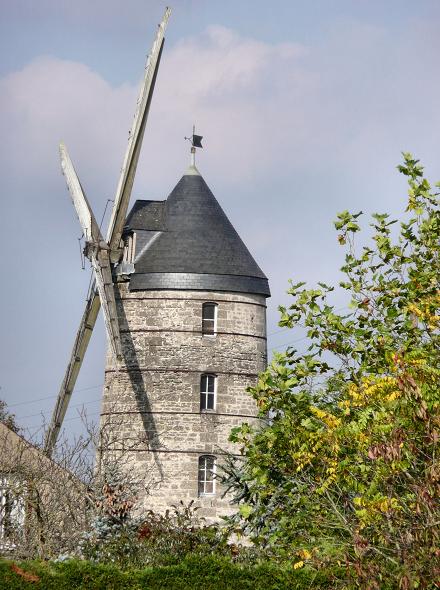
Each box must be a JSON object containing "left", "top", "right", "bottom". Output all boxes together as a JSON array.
[{"left": 125, "top": 167, "right": 270, "bottom": 297}]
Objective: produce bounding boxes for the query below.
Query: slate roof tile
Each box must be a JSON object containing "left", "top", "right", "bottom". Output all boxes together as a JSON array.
[{"left": 125, "top": 172, "right": 270, "bottom": 297}]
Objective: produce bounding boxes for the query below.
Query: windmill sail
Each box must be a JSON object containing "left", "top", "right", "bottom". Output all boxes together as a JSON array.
[
  {"left": 59, "top": 143, "right": 123, "bottom": 361},
  {"left": 107, "top": 6, "right": 171, "bottom": 259},
  {"left": 91, "top": 248, "right": 123, "bottom": 362},
  {"left": 44, "top": 7, "right": 172, "bottom": 456},
  {"left": 59, "top": 143, "right": 102, "bottom": 244},
  {"left": 44, "top": 288, "right": 100, "bottom": 454}
]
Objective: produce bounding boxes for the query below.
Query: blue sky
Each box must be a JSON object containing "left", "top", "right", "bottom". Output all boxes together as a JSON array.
[{"left": 1, "top": 0, "right": 439, "bottom": 439}]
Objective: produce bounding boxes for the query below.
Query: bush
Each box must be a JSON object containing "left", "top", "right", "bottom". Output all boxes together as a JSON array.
[
  {"left": 80, "top": 499, "right": 241, "bottom": 568},
  {"left": 0, "top": 555, "right": 340, "bottom": 589},
  {"left": 135, "top": 501, "right": 232, "bottom": 566}
]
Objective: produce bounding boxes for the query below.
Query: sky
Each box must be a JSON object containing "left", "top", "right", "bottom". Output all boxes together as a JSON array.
[{"left": 1, "top": 0, "right": 439, "bottom": 440}]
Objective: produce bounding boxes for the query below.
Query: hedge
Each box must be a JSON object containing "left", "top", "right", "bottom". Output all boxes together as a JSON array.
[{"left": 0, "top": 555, "right": 339, "bottom": 589}]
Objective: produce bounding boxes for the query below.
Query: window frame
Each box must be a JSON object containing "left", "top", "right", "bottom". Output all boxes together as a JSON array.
[
  {"left": 200, "top": 373, "right": 217, "bottom": 412},
  {"left": 122, "top": 231, "right": 136, "bottom": 264},
  {"left": 0, "top": 475, "right": 25, "bottom": 549},
  {"left": 202, "top": 302, "right": 218, "bottom": 337},
  {"left": 198, "top": 455, "right": 216, "bottom": 496}
]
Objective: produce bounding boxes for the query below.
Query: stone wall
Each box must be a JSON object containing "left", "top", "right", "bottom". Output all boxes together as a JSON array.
[{"left": 99, "top": 287, "right": 267, "bottom": 520}]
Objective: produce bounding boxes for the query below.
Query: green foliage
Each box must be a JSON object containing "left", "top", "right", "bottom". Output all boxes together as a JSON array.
[
  {"left": 135, "top": 501, "right": 233, "bottom": 566},
  {"left": 79, "top": 463, "right": 140, "bottom": 566},
  {"left": 223, "top": 154, "right": 440, "bottom": 589},
  {"left": 80, "top": 495, "right": 240, "bottom": 569},
  {"left": 0, "top": 556, "right": 340, "bottom": 590}
]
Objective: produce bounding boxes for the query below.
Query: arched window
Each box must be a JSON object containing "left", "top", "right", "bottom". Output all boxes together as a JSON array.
[
  {"left": 200, "top": 374, "right": 216, "bottom": 411},
  {"left": 198, "top": 455, "right": 216, "bottom": 496},
  {"left": 202, "top": 302, "right": 217, "bottom": 336}
]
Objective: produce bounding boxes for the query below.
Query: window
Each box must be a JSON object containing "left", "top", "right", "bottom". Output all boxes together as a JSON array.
[
  {"left": 198, "top": 455, "right": 216, "bottom": 496},
  {"left": 0, "top": 475, "right": 25, "bottom": 549},
  {"left": 202, "top": 302, "right": 217, "bottom": 336},
  {"left": 200, "top": 374, "right": 216, "bottom": 411},
  {"left": 122, "top": 232, "right": 136, "bottom": 264}
]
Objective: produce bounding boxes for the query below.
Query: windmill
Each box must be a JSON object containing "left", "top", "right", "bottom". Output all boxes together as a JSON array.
[{"left": 44, "top": 7, "right": 172, "bottom": 456}]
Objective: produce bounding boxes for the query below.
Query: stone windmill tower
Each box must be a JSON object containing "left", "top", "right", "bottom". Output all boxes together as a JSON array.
[
  {"left": 45, "top": 9, "right": 270, "bottom": 519},
  {"left": 101, "top": 155, "right": 270, "bottom": 517}
]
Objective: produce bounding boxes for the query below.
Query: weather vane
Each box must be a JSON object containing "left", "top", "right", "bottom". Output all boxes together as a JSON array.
[{"left": 185, "top": 125, "right": 203, "bottom": 167}]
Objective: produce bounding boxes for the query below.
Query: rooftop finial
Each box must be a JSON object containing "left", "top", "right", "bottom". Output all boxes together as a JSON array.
[{"left": 185, "top": 125, "right": 203, "bottom": 169}]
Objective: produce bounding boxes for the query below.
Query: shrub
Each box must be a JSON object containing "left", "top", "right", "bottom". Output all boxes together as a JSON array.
[{"left": 0, "top": 555, "right": 341, "bottom": 589}]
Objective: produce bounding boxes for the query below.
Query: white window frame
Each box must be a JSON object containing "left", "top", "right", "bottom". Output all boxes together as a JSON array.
[
  {"left": 198, "top": 455, "right": 216, "bottom": 496},
  {"left": 122, "top": 232, "right": 136, "bottom": 264},
  {"left": 0, "top": 475, "right": 25, "bottom": 550},
  {"left": 202, "top": 302, "right": 218, "bottom": 337},
  {"left": 200, "top": 374, "right": 217, "bottom": 412}
]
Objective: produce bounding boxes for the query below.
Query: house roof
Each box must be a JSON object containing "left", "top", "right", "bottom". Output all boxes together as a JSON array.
[{"left": 124, "top": 169, "right": 270, "bottom": 297}]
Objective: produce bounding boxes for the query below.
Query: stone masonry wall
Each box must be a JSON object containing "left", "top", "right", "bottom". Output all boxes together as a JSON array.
[{"left": 99, "top": 287, "right": 267, "bottom": 520}]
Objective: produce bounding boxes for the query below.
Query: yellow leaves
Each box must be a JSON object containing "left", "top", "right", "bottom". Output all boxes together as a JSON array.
[
  {"left": 354, "top": 495, "right": 400, "bottom": 527},
  {"left": 310, "top": 407, "right": 326, "bottom": 420},
  {"left": 377, "top": 497, "right": 399, "bottom": 513},
  {"left": 338, "top": 398, "right": 352, "bottom": 416},
  {"left": 293, "top": 450, "right": 315, "bottom": 472},
  {"left": 407, "top": 303, "right": 423, "bottom": 318},
  {"left": 363, "top": 376, "right": 399, "bottom": 402},
  {"left": 357, "top": 432, "right": 368, "bottom": 443},
  {"left": 428, "top": 315, "right": 440, "bottom": 330},
  {"left": 292, "top": 549, "right": 314, "bottom": 570},
  {"left": 406, "top": 294, "right": 440, "bottom": 331},
  {"left": 292, "top": 406, "right": 343, "bottom": 488},
  {"left": 316, "top": 459, "right": 339, "bottom": 494},
  {"left": 407, "top": 358, "right": 427, "bottom": 366},
  {"left": 325, "top": 458, "right": 338, "bottom": 476},
  {"left": 310, "top": 406, "right": 341, "bottom": 429},
  {"left": 292, "top": 449, "right": 314, "bottom": 462},
  {"left": 345, "top": 375, "right": 400, "bottom": 408},
  {"left": 299, "top": 549, "right": 312, "bottom": 560}
]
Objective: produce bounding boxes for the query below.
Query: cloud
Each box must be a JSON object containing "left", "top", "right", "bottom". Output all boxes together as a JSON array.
[
  {"left": 1, "top": 18, "right": 440, "bottom": 432},
  {"left": 0, "top": 25, "right": 309, "bottom": 203},
  {"left": 2, "top": 19, "right": 440, "bottom": 314},
  {"left": 0, "top": 57, "right": 135, "bottom": 202},
  {"left": 2, "top": 20, "right": 440, "bottom": 278},
  {"left": 163, "top": 26, "right": 305, "bottom": 99},
  {"left": 3, "top": 19, "right": 439, "bottom": 201}
]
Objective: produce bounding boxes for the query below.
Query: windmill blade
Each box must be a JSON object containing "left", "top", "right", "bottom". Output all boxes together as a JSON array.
[
  {"left": 91, "top": 248, "right": 123, "bottom": 362},
  {"left": 44, "top": 263, "right": 122, "bottom": 457},
  {"left": 107, "top": 7, "right": 171, "bottom": 259},
  {"left": 59, "top": 142, "right": 102, "bottom": 244},
  {"left": 44, "top": 287, "right": 101, "bottom": 455},
  {"left": 59, "top": 142, "right": 123, "bottom": 362},
  {"left": 46, "top": 9, "right": 172, "bottom": 455}
]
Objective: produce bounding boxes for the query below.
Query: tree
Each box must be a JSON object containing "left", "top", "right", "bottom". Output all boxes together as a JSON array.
[
  {"left": 0, "top": 399, "right": 20, "bottom": 433},
  {"left": 224, "top": 154, "right": 439, "bottom": 589}
]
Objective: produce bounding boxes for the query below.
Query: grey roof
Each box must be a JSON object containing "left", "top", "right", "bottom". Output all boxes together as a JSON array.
[
  {"left": 125, "top": 200, "right": 165, "bottom": 231},
  {"left": 124, "top": 171, "right": 270, "bottom": 297}
]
